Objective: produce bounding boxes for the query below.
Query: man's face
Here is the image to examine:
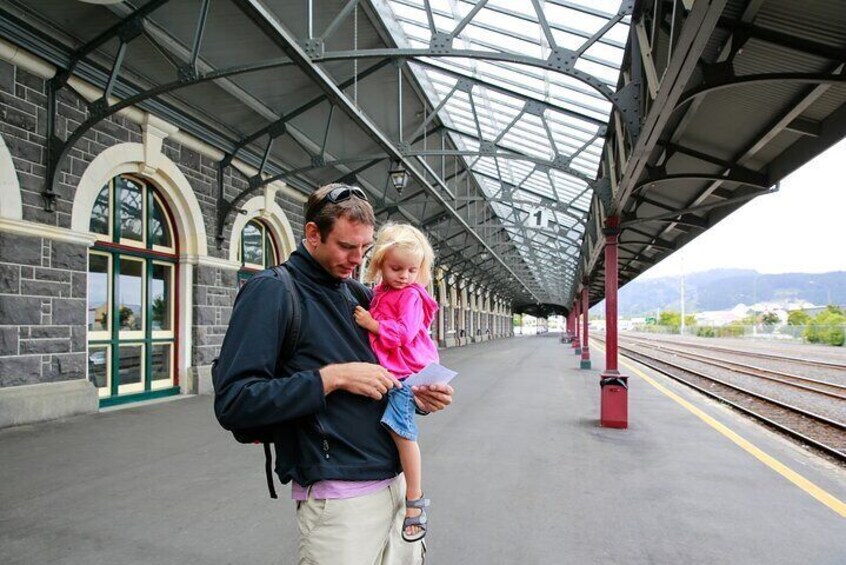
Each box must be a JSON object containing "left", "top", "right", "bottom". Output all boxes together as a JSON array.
[{"left": 305, "top": 216, "right": 374, "bottom": 279}]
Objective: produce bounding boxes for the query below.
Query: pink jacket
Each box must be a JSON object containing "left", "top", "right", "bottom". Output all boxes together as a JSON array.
[{"left": 369, "top": 283, "right": 439, "bottom": 379}]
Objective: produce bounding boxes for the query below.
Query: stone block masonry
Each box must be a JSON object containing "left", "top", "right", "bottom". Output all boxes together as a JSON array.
[
  {"left": 0, "top": 56, "right": 305, "bottom": 420},
  {"left": 0, "top": 231, "right": 88, "bottom": 388}
]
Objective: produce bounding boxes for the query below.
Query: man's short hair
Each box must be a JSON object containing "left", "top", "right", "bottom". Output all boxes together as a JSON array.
[{"left": 304, "top": 183, "right": 376, "bottom": 241}]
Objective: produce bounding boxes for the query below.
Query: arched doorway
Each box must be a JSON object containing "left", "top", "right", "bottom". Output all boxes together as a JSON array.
[{"left": 86, "top": 175, "right": 179, "bottom": 405}]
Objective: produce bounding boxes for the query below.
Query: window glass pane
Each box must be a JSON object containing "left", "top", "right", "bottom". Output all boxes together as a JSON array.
[
  {"left": 89, "top": 184, "right": 110, "bottom": 235},
  {"left": 151, "top": 264, "right": 172, "bottom": 331},
  {"left": 151, "top": 344, "right": 172, "bottom": 382},
  {"left": 118, "top": 345, "right": 143, "bottom": 386},
  {"left": 88, "top": 345, "right": 108, "bottom": 389},
  {"left": 119, "top": 177, "right": 144, "bottom": 242},
  {"left": 150, "top": 197, "right": 171, "bottom": 248},
  {"left": 264, "top": 232, "right": 275, "bottom": 267},
  {"left": 88, "top": 254, "right": 110, "bottom": 332},
  {"left": 242, "top": 222, "right": 263, "bottom": 265},
  {"left": 118, "top": 258, "right": 143, "bottom": 332}
]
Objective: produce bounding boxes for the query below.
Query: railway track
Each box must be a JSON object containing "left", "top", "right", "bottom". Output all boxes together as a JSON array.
[
  {"left": 592, "top": 336, "right": 846, "bottom": 463},
  {"left": 621, "top": 339, "right": 846, "bottom": 400},
  {"left": 621, "top": 334, "right": 846, "bottom": 371}
]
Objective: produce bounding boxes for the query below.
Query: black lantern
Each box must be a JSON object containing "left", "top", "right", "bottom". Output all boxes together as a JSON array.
[{"left": 389, "top": 161, "right": 408, "bottom": 195}]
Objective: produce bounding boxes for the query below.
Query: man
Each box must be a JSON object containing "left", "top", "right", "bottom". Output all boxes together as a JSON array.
[{"left": 214, "top": 183, "right": 453, "bottom": 564}]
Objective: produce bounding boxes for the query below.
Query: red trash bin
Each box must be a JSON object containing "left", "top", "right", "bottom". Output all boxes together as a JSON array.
[{"left": 600, "top": 376, "right": 628, "bottom": 428}]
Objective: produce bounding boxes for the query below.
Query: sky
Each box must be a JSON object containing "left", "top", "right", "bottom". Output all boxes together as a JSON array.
[{"left": 638, "top": 138, "right": 846, "bottom": 280}]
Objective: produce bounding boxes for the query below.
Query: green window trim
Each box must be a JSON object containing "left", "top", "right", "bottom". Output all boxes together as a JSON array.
[{"left": 87, "top": 175, "right": 178, "bottom": 404}]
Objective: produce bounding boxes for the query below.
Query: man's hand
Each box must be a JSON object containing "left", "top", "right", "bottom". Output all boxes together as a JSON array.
[
  {"left": 354, "top": 306, "right": 380, "bottom": 334},
  {"left": 320, "top": 362, "right": 401, "bottom": 399},
  {"left": 412, "top": 383, "right": 454, "bottom": 413}
]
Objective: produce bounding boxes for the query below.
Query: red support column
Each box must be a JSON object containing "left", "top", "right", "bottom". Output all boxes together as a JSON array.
[
  {"left": 572, "top": 299, "right": 581, "bottom": 355},
  {"left": 580, "top": 286, "right": 591, "bottom": 369},
  {"left": 600, "top": 216, "right": 628, "bottom": 428},
  {"left": 566, "top": 311, "right": 574, "bottom": 343}
]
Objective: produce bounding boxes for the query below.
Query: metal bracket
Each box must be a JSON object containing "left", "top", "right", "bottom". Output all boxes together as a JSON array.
[
  {"left": 479, "top": 141, "right": 496, "bottom": 155},
  {"left": 248, "top": 175, "right": 263, "bottom": 190},
  {"left": 500, "top": 182, "right": 516, "bottom": 198},
  {"left": 455, "top": 78, "right": 474, "bottom": 93},
  {"left": 215, "top": 158, "right": 231, "bottom": 249},
  {"left": 551, "top": 154, "right": 572, "bottom": 169},
  {"left": 430, "top": 32, "right": 453, "bottom": 54},
  {"left": 267, "top": 120, "right": 287, "bottom": 139},
  {"left": 593, "top": 177, "right": 613, "bottom": 212},
  {"left": 177, "top": 64, "right": 198, "bottom": 82},
  {"left": 547, "top": 47, "right": 578, "bottom": 72},
  {"left": 610, "top": 80, "right": 643, "bottom": 144},
  {"left": 118, "top": 17, "right": 145, "bottom": 43},
  {"left": 87, "top": 98, "right": 109, "bottom": 121},
  {"left": 303, "top": 38, "right": 325, "bottom": 59},
  {"left": 524, "top": 100, "right": 546, "bottom": 116}
]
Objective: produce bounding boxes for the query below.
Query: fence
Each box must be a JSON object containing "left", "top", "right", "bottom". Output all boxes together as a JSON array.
[{"left": 630, "top": 324, "right": 846, "bottom": 346}]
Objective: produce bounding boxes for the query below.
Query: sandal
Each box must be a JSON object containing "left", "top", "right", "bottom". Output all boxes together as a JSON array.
[{"left": 401, "top": 496, "right": 430, "bottom": 542}]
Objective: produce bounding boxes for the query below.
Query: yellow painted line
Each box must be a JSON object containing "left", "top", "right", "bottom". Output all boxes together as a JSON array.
[{"left": 592, "top": 341, "right": 846, "bottom": 519}]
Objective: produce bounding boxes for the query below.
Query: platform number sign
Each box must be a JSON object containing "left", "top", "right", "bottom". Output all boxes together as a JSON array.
[{"left": 531, "top": 207, "right": 549, "bottom": 229}]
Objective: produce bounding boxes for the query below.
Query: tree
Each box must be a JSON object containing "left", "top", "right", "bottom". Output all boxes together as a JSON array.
[
  {"left": 659, "top": 311, "right": 680, "bottom": 327},
  {"left": 152, "top": 296, "right": 166, "bottom": 330},
  {"left": 787, "top": 310, "right": 810, "bottom": 326},
  {"left": 761, "top": 312, "right": 780, "bottom": 326},
  {"left": 657, "top": 310, "right": 696, "bottom": 333},
  {"left": 119, "top": 306, "right": 135, "bottom": 329}
]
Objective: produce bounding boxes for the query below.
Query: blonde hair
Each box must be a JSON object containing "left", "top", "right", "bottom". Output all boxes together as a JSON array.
[{"left": 365, "top": 222, "right": 435, "bottom": 287}]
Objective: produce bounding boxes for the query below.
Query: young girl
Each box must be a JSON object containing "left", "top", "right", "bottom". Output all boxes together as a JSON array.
[{"left": 353, "top": 222, "right": 439, "bottom": 542}]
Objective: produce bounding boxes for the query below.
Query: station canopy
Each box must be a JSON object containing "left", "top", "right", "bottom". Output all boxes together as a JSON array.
[{"left": 4, "top": 0, "right": 844, "bottom": 315}]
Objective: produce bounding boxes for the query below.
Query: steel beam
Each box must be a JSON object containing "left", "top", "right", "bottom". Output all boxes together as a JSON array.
[{"left": 232, "top": 0, "right": 543, "bottom": 301}]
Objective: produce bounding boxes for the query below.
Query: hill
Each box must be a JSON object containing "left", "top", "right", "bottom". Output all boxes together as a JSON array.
[{"left": 615, "top": 269, "right": 846, "bottom": 317}]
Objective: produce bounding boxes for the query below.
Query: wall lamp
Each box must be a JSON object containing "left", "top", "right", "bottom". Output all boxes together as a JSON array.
[{"left": 389, "top": 161, "right": 409, "bottom": 195}]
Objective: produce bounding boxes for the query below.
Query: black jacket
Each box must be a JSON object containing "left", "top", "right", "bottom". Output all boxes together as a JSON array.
[{"left": 213, "top": 243, "right": 400, "bottom": 486}]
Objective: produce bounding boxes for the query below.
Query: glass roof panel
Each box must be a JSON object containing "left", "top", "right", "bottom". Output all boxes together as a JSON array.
[{"left": 376, "top": 0, "right": 630, "bottom": 304}]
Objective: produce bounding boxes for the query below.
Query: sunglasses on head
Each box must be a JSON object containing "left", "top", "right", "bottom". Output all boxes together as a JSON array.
[
  {"left": 311, "top": 185, "right": 368, "bottom": 218},
  {"left": 324, "top": 185, "right": 368, "bottom": 204}
]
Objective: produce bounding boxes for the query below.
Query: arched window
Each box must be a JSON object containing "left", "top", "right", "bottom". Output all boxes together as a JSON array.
[
  {"left": 237, "top": 219, "right": 279, "bottom": 286},
  {"left": 87, "top": 175, "right": 178, "bottom": 406}
]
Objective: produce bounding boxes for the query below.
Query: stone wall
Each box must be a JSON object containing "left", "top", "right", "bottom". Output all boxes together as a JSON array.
[
  {"left": 0, "top": 232, "right": 87, "bottom": 387},
  {"left": 0, "top": 57, "right": 303, "bottom": 405}
]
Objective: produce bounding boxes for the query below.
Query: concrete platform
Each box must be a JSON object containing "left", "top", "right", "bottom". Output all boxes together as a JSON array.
[{"left": 1, "top": 336, "right": 844, "bottom": 564}]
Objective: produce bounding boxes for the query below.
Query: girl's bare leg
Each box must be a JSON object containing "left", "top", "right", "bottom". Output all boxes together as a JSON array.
[{"left": 390, "top": 431, "right": 423, "bottom": 537}]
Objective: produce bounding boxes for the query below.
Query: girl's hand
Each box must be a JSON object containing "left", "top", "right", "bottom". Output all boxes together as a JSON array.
[{"left": 354, "top": 305, "right": 380, "bottom": 334}]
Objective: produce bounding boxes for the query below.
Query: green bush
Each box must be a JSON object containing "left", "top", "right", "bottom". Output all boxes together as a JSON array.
[
  {"left": 716, "top": 325, "right": 746, "bottom": 338},
  {"left": 696, "top": 326, "right": 715, "bottom": 338},
  {"left": 803, "top": 306, "right": 846, "bottom": 346}
]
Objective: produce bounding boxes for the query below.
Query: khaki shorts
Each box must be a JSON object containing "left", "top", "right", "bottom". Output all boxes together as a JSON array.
[{"left": 296, "top": 474, "right": 425, "bottom": 565}]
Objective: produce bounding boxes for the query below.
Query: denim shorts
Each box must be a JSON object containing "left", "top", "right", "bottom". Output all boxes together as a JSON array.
[{"left": 381, "top": 384, "right": 418, "bottom": 441}]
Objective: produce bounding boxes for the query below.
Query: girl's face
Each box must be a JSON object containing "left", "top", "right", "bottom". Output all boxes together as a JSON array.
[{"left": 381, "top": 247, "right": 421, "bottom": 290}]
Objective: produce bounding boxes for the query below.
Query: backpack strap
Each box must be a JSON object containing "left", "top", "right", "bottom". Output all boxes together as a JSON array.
[
  {"left": 255, "top": 264, "right": 302, "bottom": 500},
  {"left": 271, "top": 264, "right": 302, "bottom": 364}
]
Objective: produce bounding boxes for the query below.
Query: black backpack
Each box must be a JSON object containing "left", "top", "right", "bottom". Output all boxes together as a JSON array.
[{"left": 213, "top": 264, "right": 371, "bottom": 498}]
